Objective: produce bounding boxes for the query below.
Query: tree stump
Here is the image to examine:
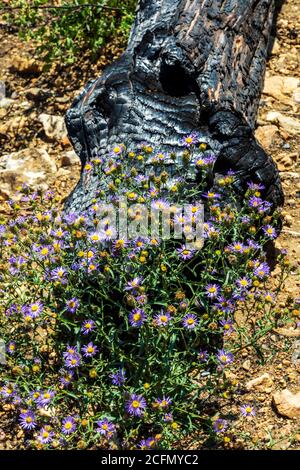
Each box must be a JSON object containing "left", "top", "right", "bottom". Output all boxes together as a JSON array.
[{"left": 65, "top": 0, "right": 284, "bottom": 213}]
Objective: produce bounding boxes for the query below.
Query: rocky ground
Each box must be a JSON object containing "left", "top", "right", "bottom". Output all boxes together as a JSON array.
[{"left": 0, "top": 0, "right": 299, "bottom": 451}]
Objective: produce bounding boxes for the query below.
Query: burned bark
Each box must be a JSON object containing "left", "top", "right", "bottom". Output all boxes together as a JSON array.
[{"left": 65, "top": 0, "right": 283, "bottom": 213}]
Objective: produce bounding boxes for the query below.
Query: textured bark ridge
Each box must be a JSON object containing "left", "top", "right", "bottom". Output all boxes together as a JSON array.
[{"left": 65, "top": 0, "right": 284, "bottom": 213}]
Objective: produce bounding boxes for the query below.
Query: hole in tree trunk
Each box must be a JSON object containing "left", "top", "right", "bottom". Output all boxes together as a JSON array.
[{"left": 160, "top": 62, "right": 197, "bottom": 97}]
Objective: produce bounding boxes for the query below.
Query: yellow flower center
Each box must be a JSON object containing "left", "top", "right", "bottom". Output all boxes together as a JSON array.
[
  {"left": 64, "top": 422, "right": 72, "bottom": 430},
  {"left": 187, "top": 318, "right": 195, "bottom": 325},
  {"left": 160, "top": 315, "right": 168, "bottom": 323},
  {"left": 185, "top": 137, "right": 193, "bottom": 144},
  {"left": 133, "top": 313, "right": 141, "bottom": 322},
  {"left": 132, "top": 400, "right": 140, "bottom": 408}
]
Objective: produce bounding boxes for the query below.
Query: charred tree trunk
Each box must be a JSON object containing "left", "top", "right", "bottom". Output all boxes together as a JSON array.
[{"left": 65, "top": 0, "right": 283, "bottom": 213}]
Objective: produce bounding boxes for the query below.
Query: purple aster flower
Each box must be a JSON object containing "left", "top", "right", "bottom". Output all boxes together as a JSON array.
[
  {"left": 113, "top": 238, "right": 129, "bottom": 250},
  {"left": 96, "top": 418, "right": 116, "bottom": 437},
  {"left": 27, "top": 301, "right": 43, "bottom": 318},
  {"left": 264, "top": 292, "right": 275, "bottom": 303},
  {"left": 205, "top": 284, "right": 220, "bottom": 299},
  {"left": 1, "top": 384, "right": 16, "bottom": 399},
  {"left": 262, "top": 225, "right": 277, "bottom": 239},
  {"left": 219, "top": 319, "right": 235, "bottom": 335},
  {"left": 163, "top": 413, "right": 173, "bottom": 422},
  {"left": 50, "top": 266, "right": 68, "bottom": 284},
  {"left": 59, "top": 369, "right": 74, "bottom": 387},
  {"left": 213, "top": 419, "right": 228, "bottom": 433},
  {"left": 202, "top": 191, "right": 221, "bottom": 200},
  {"left": 182, "top": 313, "right": 199, "bottom": 330},
  {"left": 199, "top": 350, "right": 209, "bottom": 362},
  {"left": 248, "top": 196, "right": 263, "bottom": 209},
  {"left": 247, "top": 239, "right": 261, "bottom": 251},
  {"left": 37, "top": 245, "right": 54, "bottom": 259},
  {"left": 63, "top": 345, "right": 79, "bottom": 359},
  {"left": 37, "top": 427, "right": 55, "bottom": 444},
  {"left": 241, "top": 215, "right": 251, "bottom": 225},
  {"left": 253, "top": 262, "right": 270, "bottom": 279},
  {"left": 157, "top": 396, "right": 172, "bottom": 409},
  {"left": 214, "top": 296, "right": 236, "bottom": 314},
  {"left": 181, "top": 132, "right": 198, "bottom": 147},
  {"left": 51, "top": 228, "right": 67, "bottom": 239},
  {"left": 258, "top": 201, "right": 272, "bottom": 214},
  {"left": 153, "top": 311, "right": 171, "bottom": 327},
  {"left": 62, "top": 416, "right": 77, "bottom": 435},
  {"left": 7, "top": 341, "right": 16, "bottom": 355},
  {"left": 37, "top": 390, "right": 55, "bottom": 407},
  {"left": 176, "top": 245, "right": 196, "bottom": 260},
  {"left": 247, "top": 182, "right": 265, "bottom": 191},
  {"left": 216, "top": 349, "right": 234, "bottom": 367},
  {"left": 81, "top": 319, "right": 96, "bottom": 335},
  {"left": 5, "top": 304, "right": 19, "bottom": 317},
  {"left": 129, "top": 308, "right": 147, "bottom": 327},
  {"left": 66, "top": 297, "right": 79, "bottom": 314},
  {"left": 110, "top": 369, "right": 126, "bottom": 386},
  {"left": 64, "top": 352, "right": 81, "bottom": 369},
  {"left": 110, "top": 144, "right": 125, "bottom": 156},
  {"left": 236, "top": 277, "right": 252, "bottom": 290},
  {"left": 125, "top": 277, "right": 143, "bottom": 292},
  {"left": 125, "top": 393, "right": 147, "bottom": 417},
  {"left": 23, "top": 310, "right": 35, "bottom": 323},
  {"left": 228, "top": 242, "right": 245, "bottom": 253},
  {"left": 240, "top": 404, "right": 256, "bottom": 417},
  {"left": 82, "top": 342, "right": 98, "bottom": 358},
  {"left": 19, "top": 410, "right": 37, "bottom": 430}
]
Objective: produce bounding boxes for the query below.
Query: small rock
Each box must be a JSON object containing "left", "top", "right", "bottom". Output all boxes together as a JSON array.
[
  {"left": 10, "top": 57, "right": 42, "bottom": 76},
  {"left": 282, "top": 213, "right": 293, "bottom": 227},
  {"left": 60, "top": 150, "right": 80, "bottom": 167},
  {"left": 38, "top": 113, "right": 67, "bottom": 142},
  {"left": 291, "top": 340, "right": 300, "bottom": 365},
  {"left": 0, "top": 97, "right": 14, "bottom": 109},
  {"left": 0, "top": 148, "right": 57, "bottom": 199},
  {"left": 263, "top": 75, "right": 300, "bottom": 104},
  {"left": 273, "top": 327, "right": 300, "bottom": 338},
  {"left": 246, "top": 373, "right": 273, "bottom": 393},
  {"left": 272, "top": 389, "right": 300, "bottom": 419},
  {"left": 242, "top": 359, "right": 251, "bottom": 371},
  {"left": 275, "top": 152, "right": 298, "bottom": 171},
  {"left": 266, "top": 111, "right": 300, "bottom": 135},
  {"left": 26, "top": 87, "right": 48, "bottom": 102},
  {"left": 255, "top": 125, "right": 279, "bottom": 149},
  {"left": 271, "top": 38, "right": 281, "bottom": 55}
]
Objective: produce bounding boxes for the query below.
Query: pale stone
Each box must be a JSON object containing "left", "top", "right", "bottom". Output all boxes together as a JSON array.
[
  {"left": 255, "top": 125, "right": 279, "bottom": 149},
  {"left": 246, "top": 373, "right": 274, "bottom": 393},
  {"left": 272, "top": 389, "right": 300, "bottom": 419},
  {"left": 266, "top": 111, "right": 300, "bottom": 135},
  {"left": 0, "top": 148, "right": 57, "bottom": 199},
  {"left": 38, "top": 113, "right": 68, "bottom": 141}
]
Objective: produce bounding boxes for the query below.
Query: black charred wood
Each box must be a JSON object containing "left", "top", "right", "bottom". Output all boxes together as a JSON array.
[{"left": 65, "top": 0, "right": 284, "bottom": 213}]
